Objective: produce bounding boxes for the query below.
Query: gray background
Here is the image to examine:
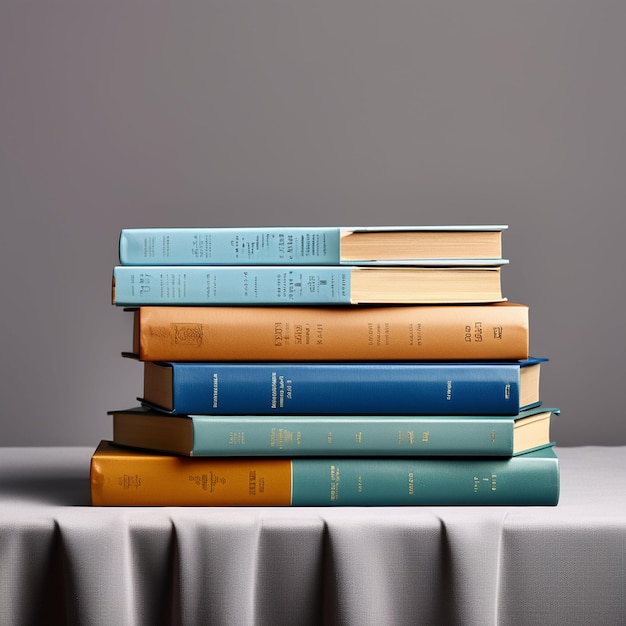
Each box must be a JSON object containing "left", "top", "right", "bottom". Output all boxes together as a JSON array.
[{"left": 1, "top": 1, "right": 624, "bottom": 447}]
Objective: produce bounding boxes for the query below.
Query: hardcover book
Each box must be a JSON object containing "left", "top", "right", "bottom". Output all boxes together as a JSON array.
[
  {"left": 125, "top": 302, "right": 529, "bottom": 362},
  {"left": 118, "top": 225, "right": 508, "bottom": 266},
  {"left": 140, "top": 358, "right": 545, "bottom": 416},
  {"left": 110, "top": 406, "right": 557, "bottom": 457},
  {"left": 112, "top": 265, "right": 505, "bottom": 306},
  {"left": 90, "top": 440, "right": 560, "bottom": 506}
]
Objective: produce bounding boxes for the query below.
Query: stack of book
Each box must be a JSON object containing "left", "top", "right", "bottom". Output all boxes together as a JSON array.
[{"left": 91, "top": 226, "right": 560, "bottom": 506}]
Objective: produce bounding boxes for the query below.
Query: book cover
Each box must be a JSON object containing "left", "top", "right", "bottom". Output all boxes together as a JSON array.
[
  {"left": 118, "top": 225, "right": 508, "bottom": 266},
  {"left": 112, "top": 265, "right": 505, "bottom": 306},
  {"left": 140, "top": 358, "right": 545, "bottom": 416},
  {"left": 125, "top": 302, "right": 529, "bottom": 362},
  {"left": 110, "top": 406, "right": 558, "bottom": 457},
  {"left": 90, "top": 441, "right": 560, "bottom": 506}
]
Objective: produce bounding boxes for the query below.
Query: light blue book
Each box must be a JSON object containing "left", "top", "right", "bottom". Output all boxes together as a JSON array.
[
  {"left": 111, "top": 264, "right": 505, "bottom": 305},
  {"left": 118, "top": 226, "right": 508, "bottom": 266}
]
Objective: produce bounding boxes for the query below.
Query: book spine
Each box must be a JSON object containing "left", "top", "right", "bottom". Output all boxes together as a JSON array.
[
  {"left": 290, "top": 451, "right": 559, "bottom": 506},
  {"left": 90, "top": 445, "right": 560, "bottom": 506},
  {"left": 187, "top": 415, "right": 517, "bottom": 456},
  {"left": 149, "top": 362, "right": 523, "bottom": 415},
  {"left": 91, "top": 449, "right": 294, "bottom": 506},
  {"left": 119, "top": 227, "right": 342, "bottom": 265},
  {"left": 113, "top": 266, "right": 351, "bottom": 305},
  {"left": 130, "top": 303, "right": 529, "bottom": 362}
]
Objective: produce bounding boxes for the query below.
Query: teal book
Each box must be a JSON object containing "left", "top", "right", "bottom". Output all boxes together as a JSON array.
[
  {"left": 112, "top": 264, "right": 505, "bottom": 305},
  {"left": 91, "top": 441, "right": 560, "bottom": 506},
  {"left": 110, "top": 406, "right": 558, "bottom": 457},
  {"left": 140, "top": 359, "right": 545, "bottom": 416},
  {"left": 118, "top": 225, "right": 508, "bottom": 266}
]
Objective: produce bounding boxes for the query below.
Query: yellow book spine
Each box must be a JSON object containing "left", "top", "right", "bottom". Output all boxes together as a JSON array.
[{"left": 90, "top": 442, "right": 293, "bottom": 506}]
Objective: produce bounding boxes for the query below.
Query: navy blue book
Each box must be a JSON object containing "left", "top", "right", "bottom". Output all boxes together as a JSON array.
[{"left": 140, "top": 358, "right": 545, "bottom": 416}]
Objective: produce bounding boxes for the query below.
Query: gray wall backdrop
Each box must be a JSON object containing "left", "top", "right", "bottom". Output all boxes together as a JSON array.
[{"left": 1, "top": 1, "right": 624, "bottom": 447}]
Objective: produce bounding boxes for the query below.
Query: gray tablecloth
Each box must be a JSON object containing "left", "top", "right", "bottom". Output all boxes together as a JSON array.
[{"left": 1, "top": 446, "right": 624, "bottom": 625}]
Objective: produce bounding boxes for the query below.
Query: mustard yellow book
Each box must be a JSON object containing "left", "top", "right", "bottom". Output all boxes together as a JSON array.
[{"left": 125, "top": 302, "right": 529, "bottom": 362}]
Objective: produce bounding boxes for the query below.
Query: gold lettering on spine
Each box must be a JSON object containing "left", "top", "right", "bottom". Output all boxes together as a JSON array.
[
  {"left": 270, "top": 428, "right": 299, "bottom": 449},
  {"left": 473, "top": 474, "right": 498, "bottom": 493},
  {"left": 398, "top": 431, "right": 418, "bottom": 445},
  {"left": 228, "top": 431, "right": 245, "bottom": 445},
  {"left": 330, "top": 465, "right": 340, "bottom": 501}
]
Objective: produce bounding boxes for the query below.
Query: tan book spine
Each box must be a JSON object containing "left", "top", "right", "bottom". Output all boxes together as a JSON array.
[
  {"left": 127, "top": 302, "right": 529, "bottom": 361},
  {"left": 90, "top": 442, "right": 293, "bottom": 506}
]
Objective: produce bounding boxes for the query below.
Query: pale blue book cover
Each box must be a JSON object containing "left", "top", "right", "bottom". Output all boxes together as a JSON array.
[
  {"left": 118, "top": 226, "right": 508, "bottom": 266},
  {"left": 119, "top": 227, "right": 341, "bottom": 265},
  {"left": 112, "top": 265, "right": 351, "bottom": 305}
]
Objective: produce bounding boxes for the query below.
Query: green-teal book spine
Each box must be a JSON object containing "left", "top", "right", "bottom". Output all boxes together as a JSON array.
[
  {"left": 110, "top": 406, "right": 555, "bottom": 457},
  {"left": 291, "top": 446, "right": 560, "bottom": 506}
]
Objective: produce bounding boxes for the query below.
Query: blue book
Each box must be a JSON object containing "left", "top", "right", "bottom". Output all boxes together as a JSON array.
[
  {"left": 112, "top": 265, "right": 505, "bottom": 305},
  {"left": 110, "top": 405, "right": 558, "bottom": 457},
  {"left": 141, "top": 358, "right": 545, "bottom": 416},
  {"left": 91, "top": 441, "right": 560, "bottom": 506},
  {"left": 118, "top": 225, "right": 508, "bottom": 266}
]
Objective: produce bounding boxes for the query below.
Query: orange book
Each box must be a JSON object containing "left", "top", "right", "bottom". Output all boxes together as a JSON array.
[
  {"left": 124, "top": 302, "right": 529, "bottom": 362},
  {"left": 91, "top": 441, "right": 293, "bottom": 506}
]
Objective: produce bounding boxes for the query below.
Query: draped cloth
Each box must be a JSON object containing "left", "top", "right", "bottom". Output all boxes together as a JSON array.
[{"left": 1, "top": 446, "right": 624, "bottom": 625}]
